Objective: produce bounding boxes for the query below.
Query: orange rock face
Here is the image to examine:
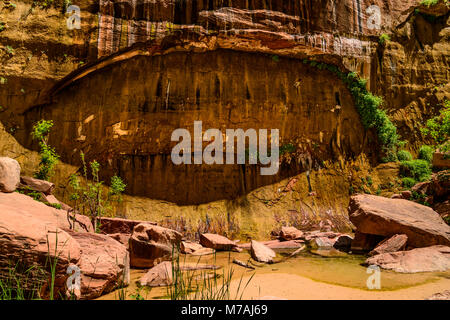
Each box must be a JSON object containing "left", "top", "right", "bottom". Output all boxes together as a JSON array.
[{"left": 0, "top": 1, "right": 448, "bottom": 210}]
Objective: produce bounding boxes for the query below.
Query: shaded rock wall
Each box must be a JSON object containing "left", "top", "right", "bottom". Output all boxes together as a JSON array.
[
  {"left": 0, "top": 1, "right": 449, "bottom": 222},
  {"left": 24, "top": 49, "right": 367, "bottom": 204}
]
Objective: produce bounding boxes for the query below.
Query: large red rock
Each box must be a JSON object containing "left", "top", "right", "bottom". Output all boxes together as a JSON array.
[
  {"left": 0, "top": 204, "right": 81, "bottom": 268},
  {"left": 349, "top": 195, "right": 450, "bottom": 248},
  {"left": 250, "top": 240, "right": 276, "bottom": 263},
  {"left": 369, "top": 234, "right": 408, "bottom": 256},
  {"left": 0, "top": 157, "right": 20, "bottom": 192},
  {"left": 66, "top": 231, "right": 130, "bottom": 299},
  {"left": 365, "top": 246, "right": 450, "bottom": 273},
  {"left": 20, "top": 176, "right": 55, "bottom": 195},
  {"left": 0, "top": 203, "right": 129, "bottom": 299},
  {"left": 200, "top": 233, "right": 239, "bottom": 251},
  {"left": 98, "top": 217, "right": 155, "bottom": 235},
  {"left": 0, "top": 192, "right": 93, "bottom": 233},
  {"left": 0, "top": 207, "right": 80, "bottom": 298},
  {"left": 129, "top": 223, "right": 182, "bottom": 268}
]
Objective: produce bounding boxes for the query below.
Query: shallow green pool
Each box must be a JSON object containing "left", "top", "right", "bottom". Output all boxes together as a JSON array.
[{"left": 99, "top": 248, "right": 450, "bottom": 300}]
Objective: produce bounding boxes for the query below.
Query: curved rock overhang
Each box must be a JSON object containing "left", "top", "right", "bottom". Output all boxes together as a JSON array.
[
  {"left": 10, "top": 0, "right": 446, "bottom": 205},
  {"left": 23, "top": 44, "right": 373, "bottom": 205}
]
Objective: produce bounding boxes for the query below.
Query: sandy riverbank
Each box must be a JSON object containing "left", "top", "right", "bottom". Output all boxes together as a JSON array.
[{"left": 230, "top": 273, "right": 450, "bottom": 300}]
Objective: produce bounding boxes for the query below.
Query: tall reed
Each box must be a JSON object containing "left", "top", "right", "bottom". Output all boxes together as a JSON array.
[{"left": 167, "top": 246, "right": 254, "bottom": 300}]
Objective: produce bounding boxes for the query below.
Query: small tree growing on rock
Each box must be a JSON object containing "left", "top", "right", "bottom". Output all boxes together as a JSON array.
[
  {"left": 69, "top": 152, "right": 126, "bottom": 232},
  {"left": 31, "top": 120, "right": 59, "bottom": 181}
]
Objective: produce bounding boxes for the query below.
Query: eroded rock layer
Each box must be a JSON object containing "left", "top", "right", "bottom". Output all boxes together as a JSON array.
[
  {"left": 24, "top": 49, "right": 368, "bottom": 204},
  {"left": 0, "top": 1, "right": 449, "bottom": 228}
]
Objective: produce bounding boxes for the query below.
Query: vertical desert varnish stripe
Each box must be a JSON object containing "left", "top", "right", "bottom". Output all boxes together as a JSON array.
[
  {"left": 113, "top": 18, "right": 122, "bottom": 54},
  {"left": 97, "top": 14, "right": 115, "bottom": 58},
  {"left": 94, "top": 1, "right": 379, "bottom": 59},
  {"left": 120, "top": 19, "right": 128, "bottom": 52},
  {"left": 356, "top": 0, "right": 363, "bottom": 33}
]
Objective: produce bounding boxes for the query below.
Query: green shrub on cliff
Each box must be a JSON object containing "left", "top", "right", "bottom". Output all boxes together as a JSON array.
[
  {"left": 301, "top": 59, "right": 400, "bottom": 153},
  {"left": 421, "top": 100, "right": 450, "bottom": 153},
  {"left": 69, "top": 152, "right": 126, "bottom": 231},
  {"left": 420, "top": 0, "right": 449, "bottom": 7},
  {"left": 397, "top": 150, "right": 413, "bottom": 161},
  {"left": 31, "top": 120, "right": 59, "bottom": 181},
  {"left": 418, "top": 145, "right": 434, "bottom": 162},
  {"left": 402, "top": 177, "right": 417, "bottom": 188},
  {"left": 400, "top": 159, "right": 432, "bottom": 182}
]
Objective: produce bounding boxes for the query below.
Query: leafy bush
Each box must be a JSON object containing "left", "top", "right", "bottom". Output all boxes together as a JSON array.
[
  {"left": 421, "top": 100, "right": 450, "bottom": 153},
  {"left": 400, "top": 159, "right": 432, "bottom": 182},
  {"left": 379, "top": 34, "right": 391, "bottom": 45},
  {"left": 69, "top": 152, "right": 126, "bottom": 231},
  {"left": 302, "top": 60, "right": 400, "bottom": 153},
  {"left": 32, "top": 120, "right": 59, "bottom": 181},
  {"left": 402, "top": 177, "right": 417, "bottom": 189},
  {"left": 397, "top": 150, "right": 413, "bottom": 161},
  {"left": 381, "top": 149, "right": 398, "bottom": 163},
  {"left": 420, "top": 0, "right": 443, "bottom": 6},
  {"left": 418, "top": 145, "right": 434, "bottom": 163}
]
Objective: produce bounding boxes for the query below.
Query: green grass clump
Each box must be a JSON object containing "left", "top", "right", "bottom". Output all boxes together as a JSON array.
[
  {"left": 397, "top": 150, "right": 413, "bottom": 161},
  {"left": 402, "top": 177, "right": 417, "bottom": 189},
  {"left": 32, "top": 120, "right": 59, "bottom": 181},
  {"left": 379, "top": 34, "right": 391, "bottom": 45},
  {"left": 418, "top": 145, "right": 434, "bottom": 163},
  {"left": 381, "top": 150, "right": 398, "bottom": 163},
  {"left": 421, "top": 100, "right": 450, "bottom": 154},
  {"left": 400, "top": 159, "right": 432, "bottom": 182},
  {"left": 420, "top": 0, "right": 445, "bottom": 7}
]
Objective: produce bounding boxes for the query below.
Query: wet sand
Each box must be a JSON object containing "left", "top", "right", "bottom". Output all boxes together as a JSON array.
[{"left": 230, "top": 273, "right": 450, "bottom": 300}]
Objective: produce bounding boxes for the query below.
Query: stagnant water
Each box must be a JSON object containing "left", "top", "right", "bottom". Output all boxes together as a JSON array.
[{"left": 99, "top": 249, "right": 450, "bottom": 300}]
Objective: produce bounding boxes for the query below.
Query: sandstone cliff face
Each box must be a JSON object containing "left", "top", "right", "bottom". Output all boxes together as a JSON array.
[
  {"left": 0, "top": 1, "right": 449, "bottom": 233},
  {"left": 23, "top": 49, "right": 368, "bottom": 204}
]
